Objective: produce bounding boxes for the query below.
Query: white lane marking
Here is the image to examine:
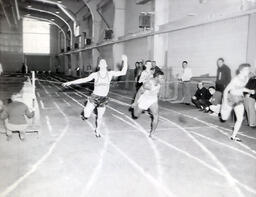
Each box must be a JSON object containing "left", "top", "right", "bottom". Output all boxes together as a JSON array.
[
  {"left": 80, "top": 122, "right": 109, "bottom": 197},
  {"left": 108, "top": 140, "right": 176, "bottom": 197},
  {"left": 190, "top": 131, "right": 256, "bottom": 160},
  {"left": 109, "top": 90, "right": 256, "bottom": 142},
  {"left": 191, "top": 116, "right": 256, "bottom": 155},
  {"left": 51, "top": 76, "right": 173, "bottom": 196},
  {"left": 112, "top": 108, "right": 256, "bottom": 196},
  {"left": 45, "top": 115, "right": 53, "bottom": 136},
  {"left": 160, "top": 116, "right": 244, "bottom": 197},
  {"left": 38, "top": 80, "right": 50, "bottom": 95},
  {"left": 0, "top": 101, "right": 69, "bottom": 197},
  {"left": 36, "top": 92, "right": 41, "bottom": 98},
  {"left": 39, "top": 100, "right": 45, "bottom": 109},
  {"left": 50, "top": 76, "right": 256, "bottom": 195},
  {"left": 62, "top": 98, "right": 71, "bottom": 107},
  {"left": 63, "top": 92, "right": 84, "bottom": 107},
  {"left": 112, "top": 113, "right": 165, "bottom": 197},
  {"left": 106, "top": 90, "right": 256, "bottom": 155},
  {"left": 74, "top": 92, "right": 83, "bottom": 98},
  {"left": 214, "top": 125, "right": 256, "bottom": 141}
]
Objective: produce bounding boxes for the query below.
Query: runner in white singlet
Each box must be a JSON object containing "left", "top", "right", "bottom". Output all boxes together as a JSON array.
[
  {"left": 221, "top": 63, "right": 255, "bottom": 142},
  {"left": 63, "top": 55, "right": 128, "bottom": 137},
  {"left": 132, "top": 66, "right": 164, "bottom": 137}
]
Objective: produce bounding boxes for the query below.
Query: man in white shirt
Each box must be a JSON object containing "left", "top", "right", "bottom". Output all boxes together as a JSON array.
[
  {"left": 180, "top": 61, "right": 192, "bottom": 104},
  {"left": 63, "top": 55, "right": 128, "bottom": 137}
]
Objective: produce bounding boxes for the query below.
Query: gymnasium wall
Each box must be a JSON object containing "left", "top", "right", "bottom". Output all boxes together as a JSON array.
[
  {"left": 166, "top": 15, "right": 249, "bottom": 78},
  {"left": 0, "top": 19, "right": 23, "bottom": 73},
  {"left": 124, "top": 0, "right": 153, "bottom": 35}
]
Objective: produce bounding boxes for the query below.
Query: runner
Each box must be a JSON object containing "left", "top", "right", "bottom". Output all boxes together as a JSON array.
[
  {"left": 221, "top": 63, "right": 255, "bottom": 142},
  {"left": 62, "top": 55, "right": 128, "bottom": 137},
  {"left": 131, "top": 66, "right": 164, "bottom": 137}
]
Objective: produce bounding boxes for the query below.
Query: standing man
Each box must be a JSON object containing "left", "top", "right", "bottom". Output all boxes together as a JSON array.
[
  {"left": 215, "top": 58, "right": 231, "bottom": 92},
  {"left": 180, "top": 61, "right": 192, "bottom": 104},
  {"left": 62, "top": 55, "right": 128, "bottom": 137},
  {"left": 244, "top": 73, "right": 256, "bottom": 128}
]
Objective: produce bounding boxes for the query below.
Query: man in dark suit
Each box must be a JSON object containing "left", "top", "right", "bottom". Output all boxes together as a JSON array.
[
  {"left": 215, "top": 58, "right": 231, "bottom": 92},
  {"left": 191, "top": 82, "right": 211, "bottom": 109},
  {"left": 244, "top": 74, "right": 256, "bottom": 128}
]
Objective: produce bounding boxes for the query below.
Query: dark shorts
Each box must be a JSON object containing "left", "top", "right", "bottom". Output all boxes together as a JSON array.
[
  {"left": 227, "top": 94, "right": 244, "bottom": 107},
  {"left": 88, "top": 94, "right": 109, "bottom": 108}
]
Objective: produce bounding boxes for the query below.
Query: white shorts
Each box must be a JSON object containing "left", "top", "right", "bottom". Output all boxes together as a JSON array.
[{"left": 137, "top": 95, "right": 157, "bottom": 110}]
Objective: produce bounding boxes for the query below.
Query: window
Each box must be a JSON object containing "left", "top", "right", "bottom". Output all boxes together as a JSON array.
[{"left": 23, "top": 18, "right": 50, "bottom": 54}]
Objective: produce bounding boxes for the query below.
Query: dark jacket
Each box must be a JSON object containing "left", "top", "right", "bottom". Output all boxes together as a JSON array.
[
  {"left": 194, "top": 87, "right": 211, "bottom": 100},
  {"left": 1, "top": 101, "right": 34, "bottom": 125},
  {"left": 246, "top": 77, "right": 256, "bottom": 100},
  {"left": 216, "top": 64, "right": 231, "bottom": 92}
]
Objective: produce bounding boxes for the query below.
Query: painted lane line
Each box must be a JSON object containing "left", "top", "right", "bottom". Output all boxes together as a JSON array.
[
  {"left": 51, "top": 76, "right": 256, "bottom": 196},
  {"left": 112, "top": 104, "right": 256, "bottom": 196},
  {"left": 74, "top": 92, "right": 83, "bottom": 98},
  {"left": 112, "top": 113, "right": 165, "bottom": 196},
  {"left": 36, "top": 92, "right": 41, "bottom": 98},
  {"left": 160, "top": 116, "right": 245, "bottom": 197},
  {"left": 0, "top": 101, "right": 69, "bottom": 197},
  {"left": 51, "top": 76, "right": 172, "bottom": 197},
  {"left": 39, "top": 100, "right": 45, "bottom": 110},
  {"left": 190, "top": 131, "right": 256, "bottom": 160},
  {"left": 62, "top": 98, "right": 71, "bottom": 107},
  {"left": 109, "top": 89, "right": 256, "bottom": 142},
  {"left": 81, "top": 122, "right": 109, "bottom": 197},
  {"left": 45, "top": 115, "right": 53, "bottom": 136}
]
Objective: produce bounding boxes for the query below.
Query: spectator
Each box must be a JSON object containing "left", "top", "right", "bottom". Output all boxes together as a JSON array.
[
  {"left": 205, "top": 87, "right": 222, "bottom": 115},
  {"left": 191, "top": 82, "right": 211, "bottom": 109},
  {"left": 215, "top": 58, "right": 231, "bottom": 92},
  {"left": 134, "top": 62, "right": 142, "bottom": 88},
  {"left": 0, "top": 93, "right": 35, "bottom": 141},
  {"left": 244, "top": 74, "right": 256, "bottom": 128},
  {"left": 180, "top": 61, "right": 192, "bottom": 104},
  {"left": 0, "top": 62, "right": 3, "bottom": 75}
]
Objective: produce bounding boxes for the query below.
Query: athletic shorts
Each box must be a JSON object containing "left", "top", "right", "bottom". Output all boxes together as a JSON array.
[
  {"left": 227, "top": 94, "right": 244, "bottom": 107},
  {"left": 88, "top": 94, "right": 109, "bottom": 108}
]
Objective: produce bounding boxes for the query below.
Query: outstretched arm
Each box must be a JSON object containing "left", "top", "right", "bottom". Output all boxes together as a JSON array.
[
  {"left": 111, "top": 55, "right": 128, "bottom": 77},
  {"left": 62, "top": 73, "right": 96, "bottom": 87}
]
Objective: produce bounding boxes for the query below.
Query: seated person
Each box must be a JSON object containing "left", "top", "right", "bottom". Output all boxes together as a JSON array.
[
  {"left": 0, "top": 93, "right": 35, "bottom": 141},
  {"left": 205, "top": 87, "right": 222, "bottom": 115},
  {"left": 244, "top": 74, "right": 256, "bottom": 128},
  {"left": 191, "top": 82, "right": 211, "bottom": 109}
]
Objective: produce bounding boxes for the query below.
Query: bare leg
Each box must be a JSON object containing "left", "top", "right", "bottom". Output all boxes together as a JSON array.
[
  {"left": 131, "top": 87, "right": 144, "bottom": 108},
  {"left": 148, "top": 103, "right": 159, "bottom": 137},
  {"left": 132, "top": 104, "right": 143, "bottom": 119},
  {"left": 231, "top": 104, "right": 244, "bottom": 141},
  {"left": 95, "top": 107, "right": 106, "bottom": 137}
]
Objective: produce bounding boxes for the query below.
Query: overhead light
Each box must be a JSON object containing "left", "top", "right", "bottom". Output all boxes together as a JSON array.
[
  {"left": 25, "top": 14, "right": 31, "bottom": 16},
  {"left": 27, "top": 5, "right": 32, "bottom": 8},
  {"left": 57, "top": 0, "right": 62, "bottom": 3},
  {"left": 51, "top": 18, "right": 55, "bottom": 21},
  {"left": 55, "top": 11, "right": 60, "bottom": 14}
]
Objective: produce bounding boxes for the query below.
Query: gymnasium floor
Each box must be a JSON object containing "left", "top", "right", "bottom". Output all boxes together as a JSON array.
[{"left": 0, "top": 74, "right": 256, "bottom": 197}]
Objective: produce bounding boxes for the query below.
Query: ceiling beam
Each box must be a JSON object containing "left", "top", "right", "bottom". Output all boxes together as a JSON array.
[
  {"left": 14, "top": 0, "right": 20, "bottom": 20},
  {"left": 26, "top": 7, "right": 73, "bottom": 47},
  {"left": 0, "top": 0, "right": 11, "bottom": 26}
]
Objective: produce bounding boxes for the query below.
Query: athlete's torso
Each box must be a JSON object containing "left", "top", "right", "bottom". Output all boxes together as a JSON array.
[
  {"left": 93, "top": 71, "right": 112, "bottom": 97},
  {"left": 229, "top": 75, "right": 249, "bottom": 96}
]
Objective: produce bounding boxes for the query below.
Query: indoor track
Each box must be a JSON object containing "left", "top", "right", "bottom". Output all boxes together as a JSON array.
[{"left": 0, "top": 74, "right": 255, "bottom": 197}]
